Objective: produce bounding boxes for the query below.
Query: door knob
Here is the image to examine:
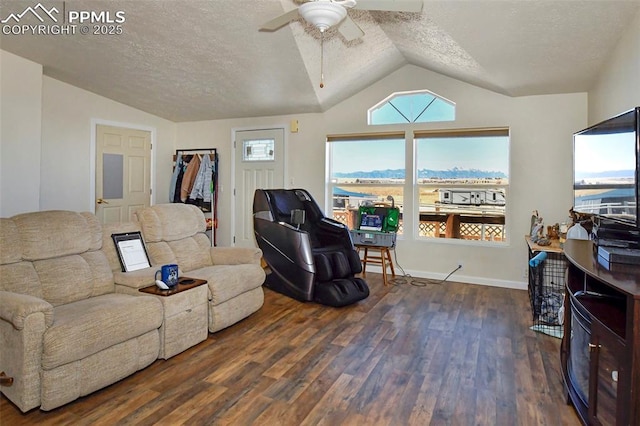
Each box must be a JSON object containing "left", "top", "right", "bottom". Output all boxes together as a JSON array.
[{"left": 96, "top": 198, "right": 109, "bottom": 204}]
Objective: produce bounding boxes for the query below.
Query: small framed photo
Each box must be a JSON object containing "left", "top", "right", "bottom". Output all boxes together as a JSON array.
[{"left": 111, "top": 232, "right": 151, "bottom": 272}]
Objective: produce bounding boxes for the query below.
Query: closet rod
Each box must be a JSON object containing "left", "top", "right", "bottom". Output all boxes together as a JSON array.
[
  {"left": 175, "top": 148, "right": 216, "bottom": 155},
  {"left": 174, "top": 148, "right": 217, "bottom": 162}
]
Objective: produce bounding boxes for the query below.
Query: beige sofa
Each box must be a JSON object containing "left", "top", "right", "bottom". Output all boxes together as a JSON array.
[
  {"left": 0, "top": 211, "right": 163, "bottom": 412},
  {"left": 132, "top": 204, "right": 265, "bottom": 333}
]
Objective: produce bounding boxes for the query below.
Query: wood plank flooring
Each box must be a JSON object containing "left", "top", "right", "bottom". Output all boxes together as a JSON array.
[{"left": 0, "top": 273, "right": 580, "bottom": 425}]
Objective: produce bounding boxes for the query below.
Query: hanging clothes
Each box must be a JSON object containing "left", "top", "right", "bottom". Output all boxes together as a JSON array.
[
  {"left": 169, "top": 153, "right": 183, "bottom": 202},
  {"left": 173, "top": 161, "right": 186, "bottom": 203},
  {"left": 180, "top": 155, "right": 201, "bottom": 202},
  {"left": 189, "top": 154, "right": 213, "bottom": 202}
]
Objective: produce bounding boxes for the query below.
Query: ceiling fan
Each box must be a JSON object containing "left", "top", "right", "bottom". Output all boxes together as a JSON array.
[{"left": 260, "top": 0, "right": 424, "bottom": 42}]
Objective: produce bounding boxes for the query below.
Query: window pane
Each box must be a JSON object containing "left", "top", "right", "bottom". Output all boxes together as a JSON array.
[
  {"left": 243, "top": 139, "right": 275, "bottom": 162},
  {"left": 330, "top": 139, "right": 405, "bottom": 183},
  {"left": 419, "top": 98, "right": 455, "bottom": 122},
  {"left": 332, "top": 184, "right": 404, "bottom": 234},
  {"left": 103, "top": 153, "right": 123, "bottom": 199},
  {"left": 416, "top": 133, "right": 509, "bottom": 242},
  {"left": 416, "top": 136, "right": 509, "bottom": 183},
  {"left": 417, "top": 186, "right": 506, "bottom": 241},
  {"left": 329, "top": 138, "right": 405, "bottom": 235},
  {"left": 370, "top": 103, "right": 409, "bottom": 124},
  {"left": 369, "top": 90, "right": 455, "bottom": 125}
]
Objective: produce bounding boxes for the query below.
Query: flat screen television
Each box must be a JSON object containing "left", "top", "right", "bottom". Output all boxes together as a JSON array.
[{"left": 573, "top": 107, "right": 640, "bottom": 231}]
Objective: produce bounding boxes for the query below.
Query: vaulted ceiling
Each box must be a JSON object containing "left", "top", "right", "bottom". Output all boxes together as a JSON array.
[{"left": 1, "top": 0, "right": 638, "bottom": 122}]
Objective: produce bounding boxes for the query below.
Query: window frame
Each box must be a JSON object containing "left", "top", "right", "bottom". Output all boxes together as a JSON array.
[
  {"left": 413, "top": 128, "right": 511, "bottom": 245},
  {"left": 326, "top": 132, "right": 406, "bottom": 236},
  {"left": 368, "top": 90, "right": 456, "bottom": 125}
]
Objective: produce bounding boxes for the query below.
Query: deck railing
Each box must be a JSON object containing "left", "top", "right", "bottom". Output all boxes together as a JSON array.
[{"left": 333, "top": 209, "right": 506, "bottom": 242}]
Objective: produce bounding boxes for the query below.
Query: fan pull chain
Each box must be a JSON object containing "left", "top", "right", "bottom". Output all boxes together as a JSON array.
[{"left": 320, "top": 30, "right": 325, "bottom": 88}]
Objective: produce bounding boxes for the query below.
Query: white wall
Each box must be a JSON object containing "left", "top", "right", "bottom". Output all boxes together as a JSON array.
[
  {"left": 326, "top": 65, "right": 586, "bottom": 288},
  {"left": 0, "top": 51, "right": 42, "bottom": 216},
  {"left": 589, "top": 9, "right": 640, "bottom": 123},
  {"left": 177, "top": 65, "right": 587, "bottom": 288},
  {"left": 41, "top": 77, "right": 176, "bottom": 212},
  {"left": 6, "top": 34, "right": 636, "bottom": 287},
  {"left": 176, "top": 113, "right": 326, "bottom": 247},
  {"left": 0, "top": 50, "right": 176, "bottom": 216}
]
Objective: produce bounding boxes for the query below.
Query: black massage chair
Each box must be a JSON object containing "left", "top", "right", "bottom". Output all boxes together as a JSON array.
[{"left": 253, "top": 188, "right": 369, "bottom": 307}]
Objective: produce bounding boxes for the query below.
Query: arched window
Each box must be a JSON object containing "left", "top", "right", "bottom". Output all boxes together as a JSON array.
[{"left": 368, "top": 90, "right": 455, "bottom": 125}]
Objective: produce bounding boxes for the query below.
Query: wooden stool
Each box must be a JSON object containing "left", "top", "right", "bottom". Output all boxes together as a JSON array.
[{"left": 356, "top": 245, "right": 396, "bottom": 286}]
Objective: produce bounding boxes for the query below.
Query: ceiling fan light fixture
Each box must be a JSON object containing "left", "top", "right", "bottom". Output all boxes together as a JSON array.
[{"left": 299, "top": 1, "right": 347, "bottom": 32}]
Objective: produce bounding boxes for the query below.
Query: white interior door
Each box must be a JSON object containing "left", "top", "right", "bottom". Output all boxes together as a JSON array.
[
  {"left": 234, "top": 128, "right": 285, "bottom": 247},
  {"left": 95, "top": 125, "right": 151, "bottom": 223}
]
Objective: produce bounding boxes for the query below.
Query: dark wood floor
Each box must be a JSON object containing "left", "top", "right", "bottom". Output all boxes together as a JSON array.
[{"left": 1, "top": 273, "right": 580, "bottom": 425}]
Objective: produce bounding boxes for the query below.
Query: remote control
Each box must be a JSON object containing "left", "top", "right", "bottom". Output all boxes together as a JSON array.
[{"left": 155, "top": 280, "right": 169, "bottom": 290}]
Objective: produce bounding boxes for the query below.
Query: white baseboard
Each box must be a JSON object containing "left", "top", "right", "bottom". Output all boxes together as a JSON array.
[{"left": 362, "top": 265, "right": 528, "bottom": 291}]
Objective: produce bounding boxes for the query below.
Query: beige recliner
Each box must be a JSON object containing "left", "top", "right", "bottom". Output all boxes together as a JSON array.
[
  {"left": 0, "top": 211, "right": 163, "bottom": 412},
  {"left": 134, "top": 203, "right": 265, "bottom": 333}
]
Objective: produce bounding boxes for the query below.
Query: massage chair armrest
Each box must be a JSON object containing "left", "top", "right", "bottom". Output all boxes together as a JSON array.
[
  {"left": 0, "top": 290, "right": 54, "bottom": 330},
  {"left": 210, "top": 246, "right": 263, "bottom": 266},
  {"left": 254, "top": 219, "right": 314, "bottom": 268},
  {"left": 319, "top": 217, "right": 347, "bottom": 229},
  {"left": 315, "top": 217, "right": 353, "bottom": 248}
]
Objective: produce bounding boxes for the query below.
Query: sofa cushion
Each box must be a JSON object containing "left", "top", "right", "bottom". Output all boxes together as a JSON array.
[
  {"left": 1, "top": 211, "right": 115, "bottom": 305},
  {"left": 42, "top": 293, "right": 163, "bottom": 370},
  {"left": 33, "top": 251, "right": 114, "bottom": 307},
  {"left": 136, "top": 204, "right": 206, "bottom": 243},
  {"left": 187, "top": 264, "right": 265, "bottom": 306},
  {"left": 144, "top": 235, "right": 212, "bottom": 272},
  {"left": 11, "top": 211, "right": 101, "bottom": 261},
  {"left": 166, "top": 234, "right": 212, "bottom": 271},
  {"left": 0, "top": 218, "right": 23, "bottom": 264},
  {"left": 0, "top": 261, "right": 42, "bottom": 298},
  {"left": 136, "top": 204, "right": 213, "bottom": 271}
]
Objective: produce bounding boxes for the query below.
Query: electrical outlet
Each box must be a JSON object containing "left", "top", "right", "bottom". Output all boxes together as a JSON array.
[
  {"left": 522, "top": 266, "right": 528, "bottom": 278},
  {"left": 457, "top": 261, "right": 463, "bottom": 269}
]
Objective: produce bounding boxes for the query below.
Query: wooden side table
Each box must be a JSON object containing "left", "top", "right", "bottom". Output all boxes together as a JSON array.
[
  {"left": 139, "top": 277, "right": 208, "bottom": 359},
  {"left": 355, "top": 244, "right": 396, "bottom": 286}
]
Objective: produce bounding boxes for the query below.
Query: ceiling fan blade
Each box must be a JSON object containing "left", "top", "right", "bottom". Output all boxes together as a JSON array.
[
  {"left": 338, "top": 15, "right": 364, "bottom": 41},
  {"left": 260, "top": 9, "right": 300, "bottom": 31},
  {"left": 354, "top": 0, "right": 423, "bottom": 12}
]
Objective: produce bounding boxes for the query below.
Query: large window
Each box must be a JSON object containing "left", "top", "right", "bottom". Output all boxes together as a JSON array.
[
  {"left": 415, "top": 129, "right": 510, "bottom": 242},
  {"left": 328, "top": 133, "right": 405, "bottom": 234},
  {"left": 327, "top": 124, "right": 510, "bottom": 244}
]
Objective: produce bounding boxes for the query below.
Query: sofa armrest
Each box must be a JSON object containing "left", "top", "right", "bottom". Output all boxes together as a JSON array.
[
  {"left": 0, "top": 291, "right": 53, "bottom": 330},
  {"left": 210, "top": 247, "right": 263, "bottom": 266},
  {"left": 113, "top": 267, "right": 157, "bottom": 290},
  {"left": 0, "top": 291, "right": 51, "bottom": 412}
]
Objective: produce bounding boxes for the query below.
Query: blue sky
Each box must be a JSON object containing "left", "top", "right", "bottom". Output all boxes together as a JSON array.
[
  {"left": 330, "top": 136, "right": 509, "bottom": 176},
  {"left": 574, "top": 132, "right": 635, "bottom": 173},
  {"left": 417, "top": 137, "right": 509, "bottom": 173},
  {"left": 331, "top": 139, "right": 405, "bottom": 174}
]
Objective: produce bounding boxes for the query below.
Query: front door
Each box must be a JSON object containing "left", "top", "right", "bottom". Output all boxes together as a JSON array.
[
  {"left": 233, "top": 128, "right": 285, "bottom": 247},
  {"left": 95, "top": 124, "right": 151, "bottom": 223}
]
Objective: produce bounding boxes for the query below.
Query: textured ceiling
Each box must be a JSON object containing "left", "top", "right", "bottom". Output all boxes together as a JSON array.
[{"left": 1, "top": 0, "right": 638, "bottom": 122}]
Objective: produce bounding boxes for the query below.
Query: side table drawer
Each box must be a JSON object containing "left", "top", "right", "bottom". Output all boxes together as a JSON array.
[
  {"left": 162, "top": 285, "right": 207, "bottom": 317},
  {"left": 157, "top": 284, "right": 208, "bottom": 359},
  {"left": 160, "top": 302, "right": 207, "bottom": 359}
]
